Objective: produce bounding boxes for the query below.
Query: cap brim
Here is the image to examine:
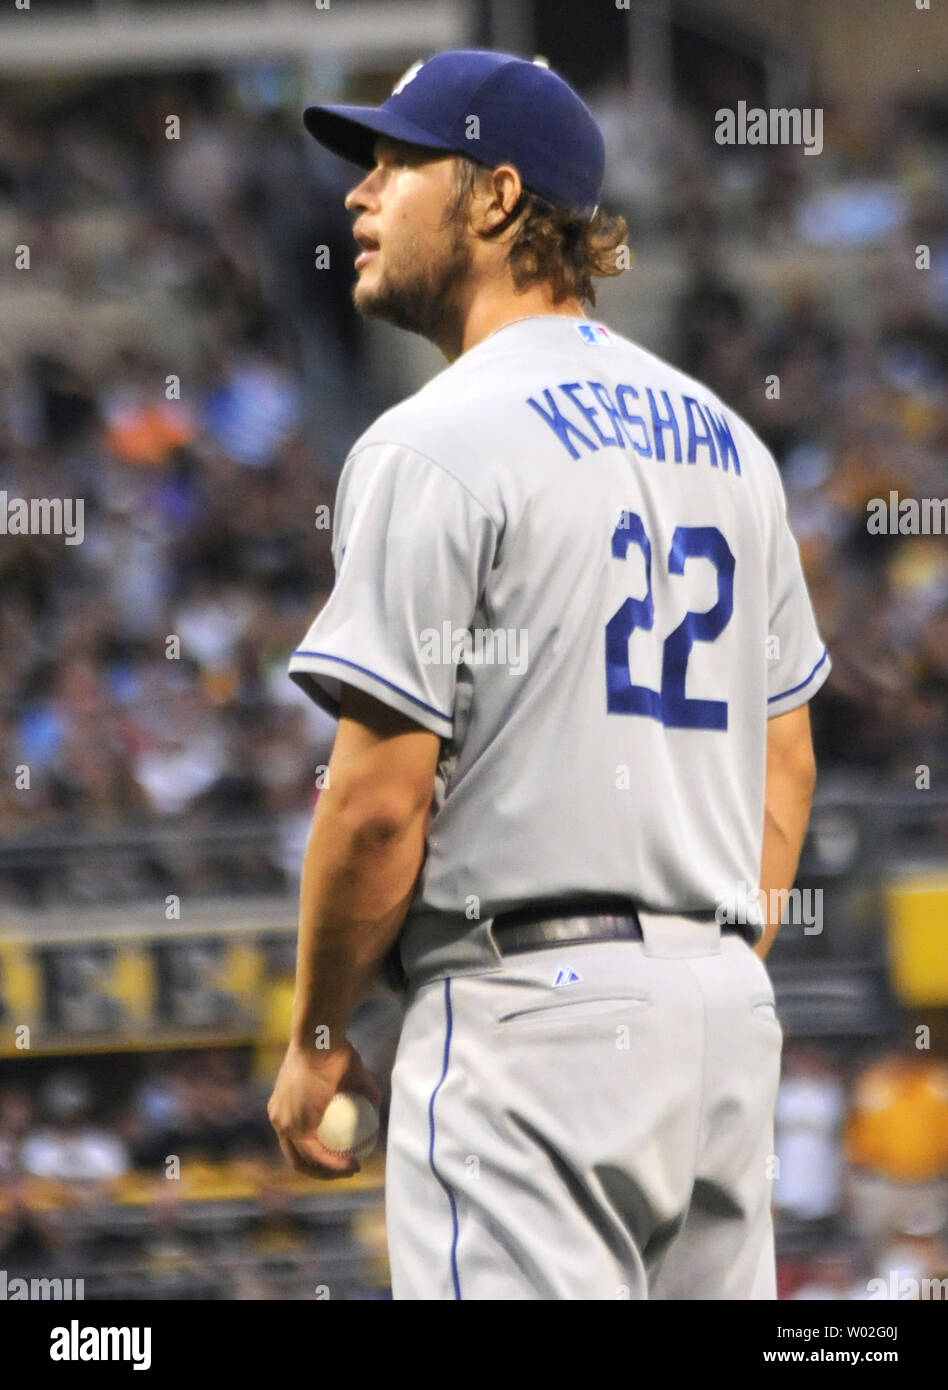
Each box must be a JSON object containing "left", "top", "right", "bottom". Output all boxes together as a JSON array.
[{"left": 302, "top": 104, "right": 455, "bottom": 168}]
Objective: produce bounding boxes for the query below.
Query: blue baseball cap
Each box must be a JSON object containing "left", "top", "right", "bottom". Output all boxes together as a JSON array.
[{"left": 303, "top": 49, "right": 604, "bottom": 214}]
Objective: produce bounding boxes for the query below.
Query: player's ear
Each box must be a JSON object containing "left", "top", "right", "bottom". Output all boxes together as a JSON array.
[{"left": 473, "top": 164, "right": 524, "bottom": 237}]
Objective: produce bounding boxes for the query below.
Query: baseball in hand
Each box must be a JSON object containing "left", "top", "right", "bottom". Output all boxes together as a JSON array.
[{"left": 316, "top": 1091, "right": 379, "bottom": 1161}]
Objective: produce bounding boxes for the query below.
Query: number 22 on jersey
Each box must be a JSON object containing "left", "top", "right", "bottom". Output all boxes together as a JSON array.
[{"left": 605, "top": 510, "right": 735, "bottom": 731}]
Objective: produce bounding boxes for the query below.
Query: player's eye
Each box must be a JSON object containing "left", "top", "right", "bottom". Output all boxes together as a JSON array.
[
  {"left": 377, "top": 143, "right": 406, "bottom": 167},
  {"left": 388, "top": 144, "right": 421, "bottom": 168}
]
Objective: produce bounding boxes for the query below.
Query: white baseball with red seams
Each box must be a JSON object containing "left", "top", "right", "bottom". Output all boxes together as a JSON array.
[{"left": 317, "top": 1092, "right": 379, "bottom": 1160}]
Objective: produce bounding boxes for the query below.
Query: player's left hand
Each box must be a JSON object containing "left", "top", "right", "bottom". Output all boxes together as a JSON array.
[{"left": 267, "top": 1038, "right": 381, "bottom": 1180}]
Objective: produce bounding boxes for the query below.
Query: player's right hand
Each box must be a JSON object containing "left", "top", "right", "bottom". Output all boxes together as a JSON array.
[{"left": 267, "top": 1038, "right": 381, "bottom": 1180}]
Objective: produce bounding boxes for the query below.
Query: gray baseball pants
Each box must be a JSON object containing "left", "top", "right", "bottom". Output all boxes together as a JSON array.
[{"left": 385, "top": 913, "right": 782, "bottom": 1299}]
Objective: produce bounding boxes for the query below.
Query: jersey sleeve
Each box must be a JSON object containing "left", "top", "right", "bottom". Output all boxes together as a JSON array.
[
  {"left": 765, "top": 470, "right": 831, "bottom": 718},
  {"left": 288, "top": 442, "right": 497, "bottom": 739}
]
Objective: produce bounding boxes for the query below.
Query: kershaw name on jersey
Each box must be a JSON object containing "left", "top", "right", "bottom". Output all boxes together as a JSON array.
[{"left": 527, "top": 380, "right": 741, "bottom": 471}]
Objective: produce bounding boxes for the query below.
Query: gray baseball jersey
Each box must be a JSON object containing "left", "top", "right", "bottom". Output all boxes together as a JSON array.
[{"left": 289, "top": 314, "right": 830, "bottom": 924}]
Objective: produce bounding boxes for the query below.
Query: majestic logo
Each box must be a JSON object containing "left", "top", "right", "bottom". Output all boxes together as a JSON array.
[
  {"left": 552, "top": 967, "right": 582, "bottom": 987},
  {"left": 392, "top": 60, "right": 424, "bottom": 96},
  {"left": 576, "top": 323, "right": 614, "bottom": 347}
]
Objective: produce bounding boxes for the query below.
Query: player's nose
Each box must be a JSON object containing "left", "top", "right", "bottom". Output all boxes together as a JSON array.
[{"left": 344, "top": 169, "right": 381, "bottom": 213}]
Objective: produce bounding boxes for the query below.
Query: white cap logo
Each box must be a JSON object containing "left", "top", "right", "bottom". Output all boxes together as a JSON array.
[{"left": 392, "top": 59, "right": 424, "bottom": 96}]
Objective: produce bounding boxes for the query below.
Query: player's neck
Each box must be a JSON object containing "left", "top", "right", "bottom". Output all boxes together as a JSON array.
[{"left": 439, "top": 288, "right": 586, "bottom": 363}]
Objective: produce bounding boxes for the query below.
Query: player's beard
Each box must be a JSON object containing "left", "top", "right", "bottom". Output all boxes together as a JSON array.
[{"left": 351, "top": 218, "right": 472, "bottom": 344}]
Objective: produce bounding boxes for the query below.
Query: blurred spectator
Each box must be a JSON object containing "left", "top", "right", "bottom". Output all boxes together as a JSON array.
[
  {"left": 844, "top": 1042, "right": 948, "bottom": 1252},
  {"left": 122, "top": 1056, "right": 185, "bottom": 1162},
  {"left": 0, "top": 1084, "right": 32, "bottom": 1177},
  {"left": 0, "top": 1178, "right": 63, "bottom": 1275},
  {"left": 774, "top": 1044, "right": 847, "bottom": 1226},
  {"left": 19, "top": 1071, "right": 129, "bottom": 1182},
  {"left": 202, "top": 348, "right": 301, "bottom": 468},
  {"left": 131, "top": 1051, "right": 273, "bottom": 1167},
  {"left": 789, "top": 1248, "right": 872, "bottom": 1301},
  {"left": 868, "top": 1231, "right": 948, "bottom": 1299},
  {"left": 100, "top": 347, "right": 197, "bottom": 468}
]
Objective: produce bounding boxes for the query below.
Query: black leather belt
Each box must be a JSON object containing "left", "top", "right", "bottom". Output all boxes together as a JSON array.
[{"left": 490, "top": 896, "right": 751, "bottom": 955}]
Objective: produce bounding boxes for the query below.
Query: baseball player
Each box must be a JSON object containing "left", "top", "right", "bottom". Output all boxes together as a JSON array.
[{"left": 268, "top": 49, "right": 830, "bottom": 1299}]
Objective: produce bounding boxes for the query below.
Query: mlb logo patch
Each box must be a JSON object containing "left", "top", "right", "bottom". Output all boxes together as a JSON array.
[{"left": 576, "top": 322, "right": 614, "bottom": 347}]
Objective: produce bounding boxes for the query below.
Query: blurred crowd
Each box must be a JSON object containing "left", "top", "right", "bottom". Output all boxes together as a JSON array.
[{"left": 0, "top": 1054, "right": 388, "bottom": 1299}]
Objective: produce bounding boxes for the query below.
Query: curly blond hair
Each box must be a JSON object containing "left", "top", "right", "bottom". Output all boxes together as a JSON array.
[{"left": 445, "top": 157, "right": 629, "bottom": 308}]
